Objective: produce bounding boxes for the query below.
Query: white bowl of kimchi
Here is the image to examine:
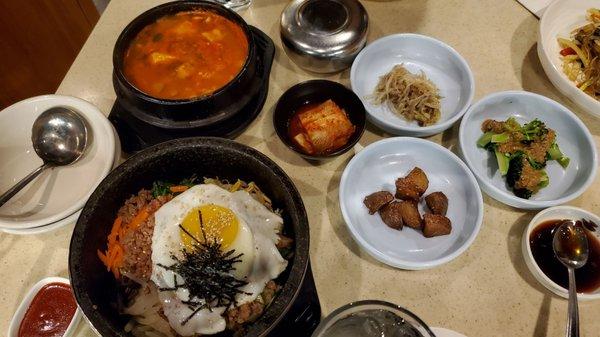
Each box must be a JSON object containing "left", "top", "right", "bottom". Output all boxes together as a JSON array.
[{"left": 538, "top": 0, "right": 600, "bottom": 119}]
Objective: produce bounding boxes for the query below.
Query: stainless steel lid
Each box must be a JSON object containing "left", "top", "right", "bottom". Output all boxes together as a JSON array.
[{"left": 280, "top": 0, "right": 368, "bottom": 71}]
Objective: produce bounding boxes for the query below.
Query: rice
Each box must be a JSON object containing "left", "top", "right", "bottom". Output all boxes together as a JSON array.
[
  {"left": 100, "top": 179, "right": 289, "bottom": 336},
  {"left": 119, "top": 190, "right": 172, "bottom": 281}
]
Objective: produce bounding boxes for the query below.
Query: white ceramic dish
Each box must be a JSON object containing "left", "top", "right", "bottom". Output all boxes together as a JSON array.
[
  {"left": 339, "top": 137, "right": 483, "bottom": 270},
  {"left": 458, "top": 91, "right": 597, "bottom": 210},
  {"left": 0, "top": 124, "right": 121, "bottom": 236},
  {"left": 0, "top": 210, "right": 80, "bottom": 235},
  {"left": 0, "top": 95, "right": 116, "bottom": 230},
  {"left": 522, "top": 206, "right": 600, "bottom": 300},
  {"left": 7, "top": 277, "right": 81, "bottom": 337},
  {"left": 350, "top": 33, "right": 475, "bottom": 137},
  {"left": 431, "top": 327, "right": 468, "bottom": 337},
  {"left": 538, "top": 0, "right": 600, "bottom": 119}
]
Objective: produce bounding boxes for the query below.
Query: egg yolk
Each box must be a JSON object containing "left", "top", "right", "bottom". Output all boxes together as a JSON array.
[{"left": 180, "top": 204, "right": 239, "bottom": 250}]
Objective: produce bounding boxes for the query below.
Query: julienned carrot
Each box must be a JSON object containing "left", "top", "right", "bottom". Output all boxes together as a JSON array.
[
  {"left": 97, "top": 250, "right": 109, "bottom": 268},
  {"left": 99, "top": 206, "right": 152, "bottom": 278},
  {"left": 108, "top": 217, "right": 123, "bottom": 245},
  {"left": 112, "top": 264, "right": 120, "bottom": 279},
  {"left": 169, "top": 185, "right": 189, "bottom": 193},
  {"left": 99, "top": 216, "right": 125, "bottom": 276},
  {"left": 129, "top": 207, "right": 150, "bottom": 230},
  {"left": 113, "top": 245, "right": 124, "bottom": 273}
]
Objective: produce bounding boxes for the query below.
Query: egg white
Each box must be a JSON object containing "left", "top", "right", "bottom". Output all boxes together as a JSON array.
[{"left": 150, "top": 184, "right": 288, "bottom": 336}]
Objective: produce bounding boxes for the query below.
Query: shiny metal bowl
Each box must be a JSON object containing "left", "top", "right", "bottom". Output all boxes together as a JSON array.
[{"left": 280, "top": 0, "right": 368, "bottom": 73}]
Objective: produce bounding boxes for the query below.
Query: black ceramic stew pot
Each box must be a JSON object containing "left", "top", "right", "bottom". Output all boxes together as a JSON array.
[
  {"left": 113, "top": 1, "right": 259, "bottom": 129},
  {"left": 69, "top": 138, "right": 309, "bottom": 337}
]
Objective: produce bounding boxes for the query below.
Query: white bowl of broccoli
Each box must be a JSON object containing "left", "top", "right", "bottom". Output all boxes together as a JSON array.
[{"left": 458, "top": 91, "right": 597, "bottom": 210}]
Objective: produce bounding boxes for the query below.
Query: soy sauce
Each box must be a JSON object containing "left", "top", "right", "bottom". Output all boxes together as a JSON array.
[{"left": 529, "top": 219, "right": 600, "bottom": 293}]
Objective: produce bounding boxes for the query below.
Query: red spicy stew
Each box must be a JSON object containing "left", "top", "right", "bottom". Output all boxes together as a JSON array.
[{"left": 123, "top": 10, "right": 249, "bottom": 100}]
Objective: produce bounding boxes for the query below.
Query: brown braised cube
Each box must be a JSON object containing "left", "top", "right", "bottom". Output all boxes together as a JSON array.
[
  {"left": 399, "top": 200, "right": 422, "bottom": 229},
  {"left": 425, "top": 191, "right": 448, "bottom": 216},
  {"left": 405, "top": 167, "right": 429, "bottom": 195},
  {"left": 378, "top": 201, "right": 403, "bottom": 230},
  {"left": 422, "top": 214, "right": 452, "bottom": 238},
  {"left": 395, "top": 178, "right": 421, "bottom": 201},
  {"left": 363, "top": 191, "right": 394, "bottom": 214}
]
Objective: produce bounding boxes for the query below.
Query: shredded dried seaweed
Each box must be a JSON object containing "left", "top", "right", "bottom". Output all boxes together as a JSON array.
[{"left": 157, "top": 211, "right": 249, "bottom": 325}]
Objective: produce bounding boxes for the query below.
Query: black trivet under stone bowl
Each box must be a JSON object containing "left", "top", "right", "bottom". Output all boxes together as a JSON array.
[
  {"left": 268, "top": 262, "right": 321, "bottom": 337},
  {"left": 109, "top": 26, "right": 275, "bottom": 153}
]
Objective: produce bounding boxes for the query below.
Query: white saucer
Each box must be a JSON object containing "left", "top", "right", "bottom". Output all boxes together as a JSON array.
[
  {"left": 0, "top": 210, "right": 80, "bottom": 235},
  {"left": 0, "top": 95, "right": 116, "bottom": 230},
  {"left": 431, "top": 327, "right": 468, "bottom": 337}
]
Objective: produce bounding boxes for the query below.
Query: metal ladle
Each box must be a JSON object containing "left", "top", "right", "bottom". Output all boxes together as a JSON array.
[
  {"left": 0, "top": 107, "right": 88, "bottom": 208},
  {"left": 553, "top": 220, "right": 589, "bottom": 337}
]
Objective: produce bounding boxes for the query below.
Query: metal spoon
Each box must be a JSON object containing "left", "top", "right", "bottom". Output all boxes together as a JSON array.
[
  {"left": 0, "top": 107, "right": 88, "bottom": 208},
  {"left": 553, "top": 220, "right": 589, "bottom": 337}
]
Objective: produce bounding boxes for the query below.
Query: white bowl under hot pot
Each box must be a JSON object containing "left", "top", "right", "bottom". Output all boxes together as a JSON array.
[
  {"left": 350, "top": 33, "right": 475, "bottom": 137},
  {"left": 458, "top": 91, "right": 597, "bottom": 210}
]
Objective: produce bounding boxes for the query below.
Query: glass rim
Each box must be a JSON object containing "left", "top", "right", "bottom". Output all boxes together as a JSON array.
[{"left": 311, "top": 300, "right": 435, "bottom": 337}]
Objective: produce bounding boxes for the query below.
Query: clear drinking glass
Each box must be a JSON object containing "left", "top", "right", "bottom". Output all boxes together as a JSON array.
[
  {"left": 311, "top": 300, "right": 436, "bottom": 337},
  {"left": 210, "top": 0, "right": 252, "bottom": 11}
]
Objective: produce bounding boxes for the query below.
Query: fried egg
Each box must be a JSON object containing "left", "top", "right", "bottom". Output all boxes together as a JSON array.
[{"left": 150, "top": 184, "right": 287, "bottom": 336}]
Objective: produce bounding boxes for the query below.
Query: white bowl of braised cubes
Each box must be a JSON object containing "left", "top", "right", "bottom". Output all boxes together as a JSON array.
[
  {"left": 339, "top": 137, "right": 483, "bottom": 270},
  {"left": 459, "top": 91, "right": 597, "bottom": 210}
]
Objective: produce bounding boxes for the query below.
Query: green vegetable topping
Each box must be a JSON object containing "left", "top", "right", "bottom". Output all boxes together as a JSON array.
[
  {"left": 478, "top": 117, "right": 570, "bottom": 199},
  {"left": 477, "top": 132, "right": 495, "bottom": 148},
  {"left": 496, "top": 150, "right": 510, "bottom": 176},
  {"left": 491, "top": 133, "right": 510, "bottom": 144},
  {"left": 151, "top": 181, "right": 172, "bottom": 198},
  {"left": 548, "top": 142, "right": 570, "bottom": 168}
]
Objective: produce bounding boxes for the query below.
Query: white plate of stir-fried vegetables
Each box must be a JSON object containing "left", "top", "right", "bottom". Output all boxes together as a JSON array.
[
  {"left": 538, "top": 0, "right": 600, "bottom": 119},
  {"left": 459, "top": 91, "right": 597, "bottom": 209}
]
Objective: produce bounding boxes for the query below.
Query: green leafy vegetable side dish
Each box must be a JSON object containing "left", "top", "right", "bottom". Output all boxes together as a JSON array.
[{"left": 477, "top": 117, "right": 570, "bottom": 200}]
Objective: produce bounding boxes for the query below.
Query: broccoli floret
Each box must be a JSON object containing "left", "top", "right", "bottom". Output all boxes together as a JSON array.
[
  {"left": 496, "top": 150, "right": 510, "bottom": 176},
  {"left": 538, "top": 170, "right": 549, "bottom": 188},
  {"left": 547, "top": 142, "right": 570, "bottom": 168},
  {"left": 484, "top": 141, "right": 497, "bottom": 152},
  {"left": 506, "top": 152, "right": 524, "bottom": 188},
  {"left": 513, "top": 188, "right": 533, "bottom": 199},
  {"left": 504, "top": 117, "right": 522, "bottom": 132},
  {"left": 522, "top": 119, "right": 549, "bottom": 141},
  {"left": 527, "top": 156, "right": 546, "bottom": 170},
  {"left": 477, "top": 132, "right": 494, "bottom": 148},
  {"left": 506, "top": 152, "right": 535, "bottom": 199}
]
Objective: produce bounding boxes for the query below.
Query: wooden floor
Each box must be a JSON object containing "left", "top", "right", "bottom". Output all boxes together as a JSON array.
[{"left": 0, "top": 0, "right": 99, "bottom": 109}]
